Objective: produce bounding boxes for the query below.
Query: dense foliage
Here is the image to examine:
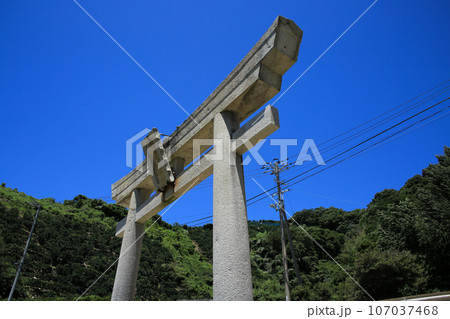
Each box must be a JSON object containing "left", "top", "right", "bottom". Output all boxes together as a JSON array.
[
  {"left": 1, "top": 147, "right": 449, "bottom": 300},
  {"left": 0, "top": 192, "right": 211, "bottom": 300}
]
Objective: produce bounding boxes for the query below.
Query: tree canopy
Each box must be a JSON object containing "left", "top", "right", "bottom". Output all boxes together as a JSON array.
[{"left": 1, "top": 146, "right": 449, "bottom": 300}]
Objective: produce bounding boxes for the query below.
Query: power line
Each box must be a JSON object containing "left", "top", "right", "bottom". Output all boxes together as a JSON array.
[
  {"left": 247, "top": 96, "right": 449, "bottom": 204},
  {"left": 283, "top": 104, "right": 450, "bottom": 190},
  {"left": 284, "top": 99, "right": 449, "bottom": 186},
  {"left": 312, "top": 80, "right": 449, "bottom": 149},
  {"left": 183, "top": 215, "right": 213, "bottom": 225},
  {"left": 283, "top": 82, "right": 450, "bottom": 164},
  {"left": 253, "top": 105, "right": 450, "bottom": 207},
  {"left": 255, "top": 82, "right": 450, "bottom": 185},
  {"left": 251, "top": 177, "right": 376, "bottom": 301},
  {"left": 140, "top": 96, "right": 450, "bottom": 222},
  {"left": 95, "top": 83, "right": 450, "bottom": 208},
  {"left": 162, "top": 96, "right": 450, "bottom": 218},
  {"left": 193, "top": 81, "right": 450, "bottom": 190},
  {"left": 247, "top": 106, "right": 448, "bottom": 206},
  {"left": 98, "top": 85, "right": 450, "bottom": 225},
  {"left": 317, "top": 87, "right": 449, "bottom": 154}
]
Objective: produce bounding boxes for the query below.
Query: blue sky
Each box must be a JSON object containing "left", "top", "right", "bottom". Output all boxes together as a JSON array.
[{"left": 1, "top": 0, "right": 449, "bottom": 225}]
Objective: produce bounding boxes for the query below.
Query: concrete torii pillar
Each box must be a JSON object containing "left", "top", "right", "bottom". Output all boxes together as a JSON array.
[
  {"left": 111, "top": 188, "right": 149, "bottom": 301},
  {"left": 213, "top": 111, "right": 253, "bottom": 300}
]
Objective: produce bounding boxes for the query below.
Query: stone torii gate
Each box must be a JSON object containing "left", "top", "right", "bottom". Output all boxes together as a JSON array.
[{"left": 111, "top": 16, "right": 303, "bottom": 301}]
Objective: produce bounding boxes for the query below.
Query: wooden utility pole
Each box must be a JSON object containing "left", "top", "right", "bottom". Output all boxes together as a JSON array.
[{"left": 265, "top": 159, "right": 301, "bottom": 301}]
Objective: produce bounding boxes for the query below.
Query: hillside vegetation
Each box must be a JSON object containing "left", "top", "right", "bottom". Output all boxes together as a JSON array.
[{"left": 1, "top": 147, "right": 449, "bottom": 300}]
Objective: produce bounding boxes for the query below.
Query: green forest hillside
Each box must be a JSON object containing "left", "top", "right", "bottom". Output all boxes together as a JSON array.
[{"left": 1, "top": 147, "right": 449, "bottom": 301}]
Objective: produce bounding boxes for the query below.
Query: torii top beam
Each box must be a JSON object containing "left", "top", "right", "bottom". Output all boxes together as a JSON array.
[{"left": 112, "top": 16, "right": 303, "bottom": 209}]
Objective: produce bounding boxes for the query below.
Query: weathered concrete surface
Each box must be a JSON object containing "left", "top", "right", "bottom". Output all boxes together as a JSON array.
[
  {"left": 233, "top": 105, "right": 279, "bottom": 155},
  {"left": 141, "top": 128, "right": 174, "bottom": 192},
  {"left": 164, "top": 16, "right": 302, "bottom": 164},
  {"left": 213, "top": 111, "right": 253, "bottom": 301},
  {"left": 111, "top": 188, "right": 150, "bottom": 300},
  {"left": 111, "top": 16, "right": 302, "bottom": 208},
  {"left": 115, "top": 105, "right": 280, "bottom": 238},
  {"left": 111, "top": 160, "right": 152, "bottom": 208}
]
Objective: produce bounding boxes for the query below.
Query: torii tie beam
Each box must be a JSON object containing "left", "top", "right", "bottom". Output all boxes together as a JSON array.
[{"left": 111, "top": 16, "right": 303, "bottom": 301}]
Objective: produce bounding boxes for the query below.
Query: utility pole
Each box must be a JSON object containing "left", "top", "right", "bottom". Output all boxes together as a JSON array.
[
  {"left": 8, "top": 202, "right": 41, "bottom": 301},
  {"left": 264, "top": 159, "right": 301, "bottom": 301},
  {"left": 273, "top": 199, "right": 290, "bottom": 301},
  {"left": 280, "top": 195, "right": 302, "bottom": 287}
]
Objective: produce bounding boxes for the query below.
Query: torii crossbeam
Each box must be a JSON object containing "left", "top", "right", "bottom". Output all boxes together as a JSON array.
[{"left": 111, "top": 16, "right": 303, "bottom": 301}]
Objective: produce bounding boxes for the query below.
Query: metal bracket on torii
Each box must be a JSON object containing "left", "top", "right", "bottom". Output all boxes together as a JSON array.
[{"left": 110, "top": 16, "right": 303, "bottom": 301}]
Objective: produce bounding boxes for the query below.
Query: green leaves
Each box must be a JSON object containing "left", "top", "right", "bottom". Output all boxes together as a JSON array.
[
  {"left": 0, "top": 188, "right": 212, "bottom": 301},
  {"left": 0, "top": 147, "right": 448, "bottom": 300},
  {"left": 351, "top": 249, "right": 427, "bottom": 300},
  {"left": 252, "top": 146, "right": 450, "bottom": 300}
]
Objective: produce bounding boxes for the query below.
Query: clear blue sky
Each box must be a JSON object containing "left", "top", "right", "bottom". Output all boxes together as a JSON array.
[{"left": 1, "top": 0, "right": 449, "bottom": 225}]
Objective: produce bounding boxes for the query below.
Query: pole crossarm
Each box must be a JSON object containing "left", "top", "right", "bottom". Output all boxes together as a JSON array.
[
  {"left": 111, "top": 16, "right": 303, "bottom": 208},
  {"left": 115, "top": 105, "right": 280, "bottom": 237}
]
